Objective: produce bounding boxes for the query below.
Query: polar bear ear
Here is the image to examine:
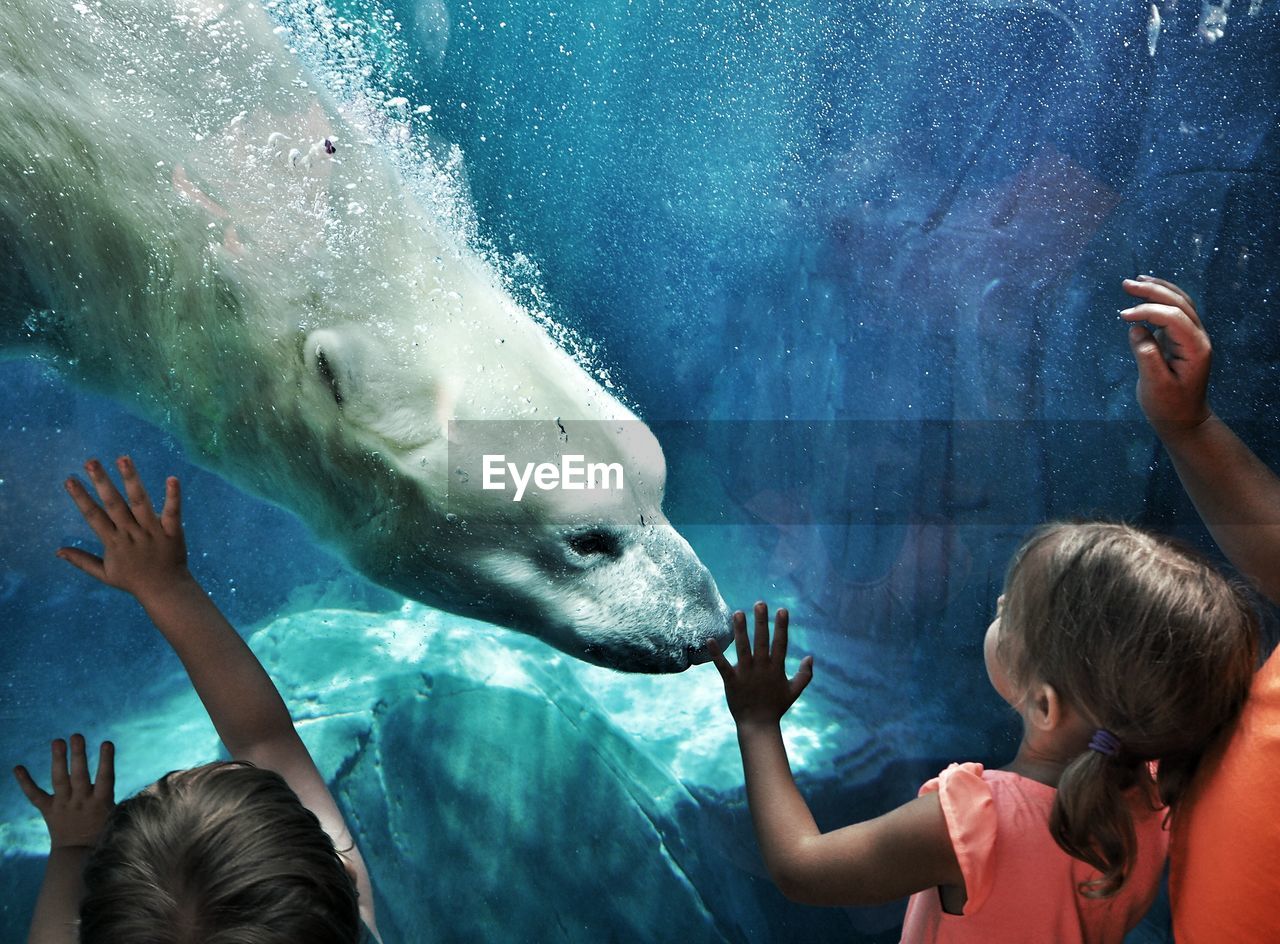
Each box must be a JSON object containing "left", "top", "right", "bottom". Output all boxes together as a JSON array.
[
  {"left": 303, "top": 328, "right": 362, "bottom": 408},
  {"left": 302, "top": 327, "right": 447, "bottom": 454}
]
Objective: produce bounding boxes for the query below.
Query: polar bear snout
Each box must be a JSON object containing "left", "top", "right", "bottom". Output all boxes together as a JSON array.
[
  {"left": 552, "top": 525, "right": 734, "bottom": 672},
  {"left": 459, "top": 521, "right": 730, "bottom": 672}
]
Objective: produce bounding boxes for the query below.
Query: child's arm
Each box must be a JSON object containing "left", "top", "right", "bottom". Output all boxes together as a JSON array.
[
  {"left": 12, "top": 735, "right": 115, "bottom": 944},
  {"left": 709, "top": 603, "right": 962, "bottom": 906},
  {"left": 61, "top": 457, "right": 381, "bottom": 941},
  {"left": 1122, "top": 276, "right": 1280, "bottom": 603}
]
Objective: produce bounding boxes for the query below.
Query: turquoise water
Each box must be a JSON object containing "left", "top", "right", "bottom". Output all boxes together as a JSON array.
[{"left": 2, "top": 0, "right": 1278, "bottom": 940}]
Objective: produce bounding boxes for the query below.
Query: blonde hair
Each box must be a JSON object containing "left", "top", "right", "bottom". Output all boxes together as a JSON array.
[
  {"left": 79, "top": 761, "right": 361, "bottom": 943},
  {"left": 999, "top": 521, "right": 1259, "bottom": 898}
]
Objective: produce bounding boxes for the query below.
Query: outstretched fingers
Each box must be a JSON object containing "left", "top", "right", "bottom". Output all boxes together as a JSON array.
[
  {"left": 1132, "top": 275, "right": 1202, "bottom": 327},
  {"left": 771, "top": 607, "right": 789, "bottom": 664},
  {"left": 12, "top": 765, "right": 51, "bottom": 811},
  {"left": 49, "top": 738, "right": 70, "bottom": 796},
  {"left": 1122, "top": 278, "right": 1205, "bottom": 341},
  {"left": 68, "top": 733, "right": 91, "bottom": 798},
  {"left": 55, "top": 545, "right": 107, "bottom": 581},
  {"left": 1119, "top": 302, "right": 1208, "bottom": 365},
  {"left": 160, "top": 476, "right": 182, "bottom": 538},
  {"left": 790, "top": 655, "right": 815, "bottom": 701},
  {"left": 707, "top": 638, "right": 733, "bottom": 684},
  {"left": 117, "top": 456, "right": 159, "bottom": 528},
  {"left": 84, "top": 459, "right": 137, "bottom": 532},
  {"left": 753, "top": 601, "right": 771, "bottom": 660},
  {"left": 64, "top": 476, "right": 116, "bottom": 543},
  {"left": 711, "top": 605, "right": 815, "bottom": 723},
  {"left": 1119, "top": 301, "right": 1196, "bottom": 339},
  {"left": 94, "top": 741, "right": 115, "bottom": 800},
  {"left": 733, "top": 609, "right": 752, "bottom": 670}
]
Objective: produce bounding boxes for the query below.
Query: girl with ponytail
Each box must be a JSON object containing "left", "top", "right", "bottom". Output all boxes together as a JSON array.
[
  {"left": 994, "top": 522, "right": 1258, "bottom": 902},
  {"left": 711, "top": 520, "right": 1258, "bottom": 944}
]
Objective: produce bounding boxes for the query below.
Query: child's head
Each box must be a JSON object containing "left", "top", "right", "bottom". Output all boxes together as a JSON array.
[
  {"left": 79, "top": 760, "right": 362, "bottom": 943},
  {"left": 992, "top": 520, "right": 1259, "bottom": 897}
]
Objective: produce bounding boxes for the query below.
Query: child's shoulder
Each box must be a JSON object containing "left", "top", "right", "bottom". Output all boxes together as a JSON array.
[
  {"left": 923, "top": 761, "right": 1162, "bottom": 820},
  {"left": 919, "top": 762, "right": 1055, "bottom": 801},
  {"left": 921, "top": 763, "right": 1059, "bottom": 844}
]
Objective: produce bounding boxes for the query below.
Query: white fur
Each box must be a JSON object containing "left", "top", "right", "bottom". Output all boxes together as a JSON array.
[{"left": 0, "top": 0, "right": 730, "bottom": 670}]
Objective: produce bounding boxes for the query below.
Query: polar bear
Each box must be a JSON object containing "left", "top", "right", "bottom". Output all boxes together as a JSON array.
[{"left": 0, "top": 0, "right": 731, "bottom": 671}]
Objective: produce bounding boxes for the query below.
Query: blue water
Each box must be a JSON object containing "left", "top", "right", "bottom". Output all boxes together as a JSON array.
[{"left": 2, "top": 0, "right": 1278, "bottom": 940}]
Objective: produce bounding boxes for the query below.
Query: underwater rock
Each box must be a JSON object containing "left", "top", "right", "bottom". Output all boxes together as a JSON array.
[
  {"left": 338, "top": 678, "right": 732, "bottom": 941},
  {"left": 250, "top": 604, "right": 876, "bottom": 940}
]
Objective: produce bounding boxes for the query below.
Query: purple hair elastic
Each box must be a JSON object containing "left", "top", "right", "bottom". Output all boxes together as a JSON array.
[{"left": 1088, "top": 728, "right": 1122, "bottom": 758}]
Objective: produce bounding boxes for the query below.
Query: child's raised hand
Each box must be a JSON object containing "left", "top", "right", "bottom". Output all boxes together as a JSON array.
[
  {"left": 1120, "top": 276, "right": 1212, "bottom": 439},
  {"left": 709, "top": 602, "right": 814, "bottom": 727},
  {"left": 59, "top": 456, "right": 191, "bottom": 602},
  {"left": 13, "top": 734, "right": 116, "bottom": 850}
]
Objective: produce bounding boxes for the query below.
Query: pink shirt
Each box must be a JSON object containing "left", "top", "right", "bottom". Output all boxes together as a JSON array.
[{"left": 900, "top": 763, "right": 1168, "bottom": 944}]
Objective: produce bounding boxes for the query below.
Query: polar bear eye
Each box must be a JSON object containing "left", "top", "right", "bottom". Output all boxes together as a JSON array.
[
  {"left": 567, "top": 529, "right": 622, "bottom": 560},
  {"left": 314, "top": 350, "right": 343, "bottom": 406}
]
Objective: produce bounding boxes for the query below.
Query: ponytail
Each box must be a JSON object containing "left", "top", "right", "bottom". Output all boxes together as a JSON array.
[{"left": 1050, "top": 742, "right": 1159, "bottom": 898}]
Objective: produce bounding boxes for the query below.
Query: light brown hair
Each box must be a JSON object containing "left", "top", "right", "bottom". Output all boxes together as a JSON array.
[
  {"left": 79, "top": 761, "right": 362, "bottom": 943},
  {"left": 999, "top": 520, "right": 1259, "bottom": 898}
]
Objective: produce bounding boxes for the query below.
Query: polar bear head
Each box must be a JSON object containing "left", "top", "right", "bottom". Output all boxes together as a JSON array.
[{"left": 293, "top": 316, "right": 733, "bottom": 673}]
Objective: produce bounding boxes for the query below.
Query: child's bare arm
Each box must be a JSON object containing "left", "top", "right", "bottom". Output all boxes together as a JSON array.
[
  {"left": 63, "top": 459, "right": 296, "bottom": 754},
  {"left": 61, "top": 457, "right": 380, "bottom": 940},
  {"left": 709, "top": 604, "right": 961, "bottom": 906},
  {"left": 12, "top": 735, "right": 115, "bottom": 944},
  {"left": 1122, "top": 276, "right": 1280, "bottom": 603}
]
